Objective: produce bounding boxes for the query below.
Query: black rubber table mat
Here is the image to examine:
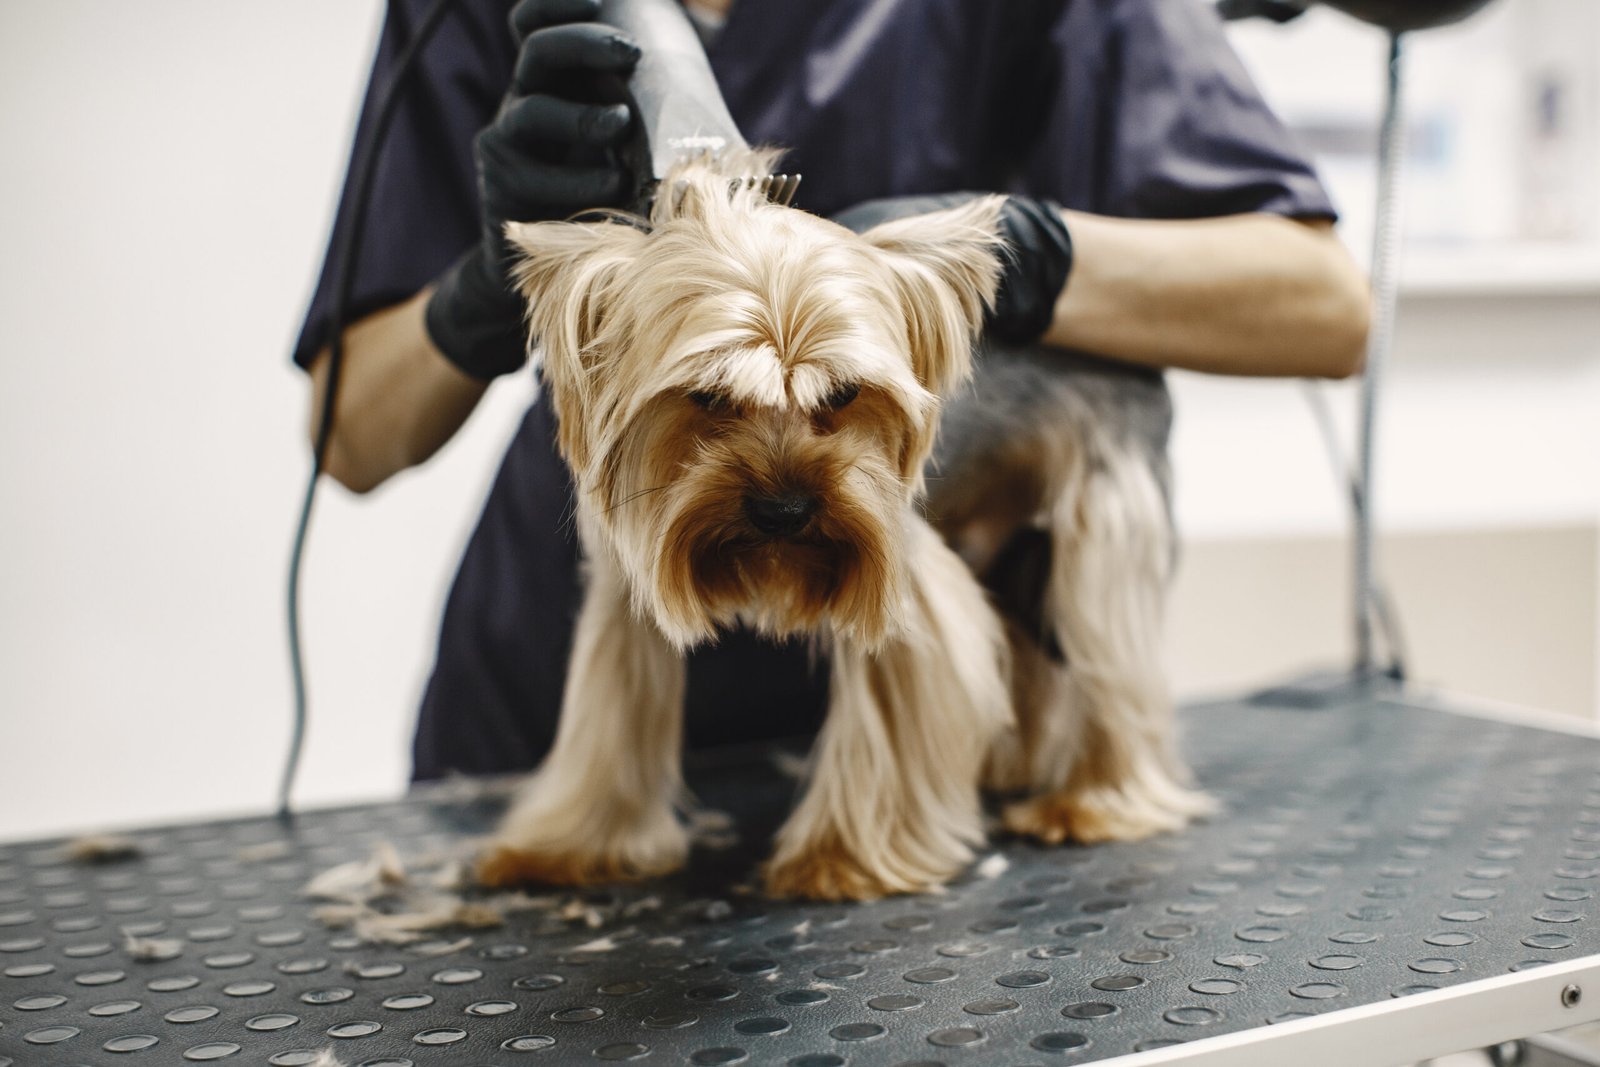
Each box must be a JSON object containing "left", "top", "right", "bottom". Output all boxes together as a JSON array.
[{"left": 2, "top": 694, "right": 1596, "bottom": 1065}]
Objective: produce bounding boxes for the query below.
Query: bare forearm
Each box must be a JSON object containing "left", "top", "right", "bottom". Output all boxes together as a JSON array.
[
  {"left": 306, "top": 288, "right": 489, "bottom": 493},
  {"left": 1044, "top": 212, "right": 1370, "bottom": 379}
]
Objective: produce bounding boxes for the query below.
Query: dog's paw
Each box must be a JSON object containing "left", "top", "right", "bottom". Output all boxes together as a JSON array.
[
  {"left": 763, "top": 839, "right": 955, "bottom": 902},
  {"left": 1002, "top": 784, "right": 1214, "bottom": 846},
  {"left": 473, "top": 846, "right": 617, "bottom": 889},
  {"left": 474, "top": 844, "right": 681, "bottom": 890},
  {"left": 763, "top": 846, "right": 894, "bottom": 902}
]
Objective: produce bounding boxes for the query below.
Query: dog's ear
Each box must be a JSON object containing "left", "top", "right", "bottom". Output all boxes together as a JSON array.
[
  {"left": 505, "top": 219, "right": 648, "bottom": 473},
  {"left": 858, "top": 197, "right": 1005, "bottom": 396}
]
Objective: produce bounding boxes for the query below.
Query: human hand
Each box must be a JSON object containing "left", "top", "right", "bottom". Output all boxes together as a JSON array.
[
  {"left": 834, "top": 193, "right": 1074, "bottom": 346},
  {"left": 426, "top": 0, "right": 643, "bottom": 379}
]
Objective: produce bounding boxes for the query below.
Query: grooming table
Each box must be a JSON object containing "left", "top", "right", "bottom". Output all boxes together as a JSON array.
[{"left": 4, "top": 692, "right": 1600, "bottom": 1066}]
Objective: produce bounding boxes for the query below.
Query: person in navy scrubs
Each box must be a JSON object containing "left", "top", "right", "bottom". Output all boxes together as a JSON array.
[{"left": 294, "top": 0, "right": 1370, "bottom": 781}]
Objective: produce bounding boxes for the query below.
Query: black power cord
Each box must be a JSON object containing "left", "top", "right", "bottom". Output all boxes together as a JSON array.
[{"left": 281, "top": 0, "right": 464, "bottom": 820}]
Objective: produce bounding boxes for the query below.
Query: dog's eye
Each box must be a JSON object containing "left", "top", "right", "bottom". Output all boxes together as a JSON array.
[
  {"left": 825, "top": 382, "right": 861, "bottom": 410},
  {"left": 689, "top": 390, "right": 729, "bottom": 412}
]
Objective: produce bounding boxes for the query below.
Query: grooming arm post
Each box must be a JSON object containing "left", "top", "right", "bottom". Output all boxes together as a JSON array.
[{"left": 1355, "top": 31, "right": 1407, "bottom": 679}]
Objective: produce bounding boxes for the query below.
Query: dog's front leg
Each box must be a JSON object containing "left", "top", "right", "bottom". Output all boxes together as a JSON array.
[
  {"left": 477, "top": 554, "right": 688, "bottom": 887},
  {"left": 765, "top": 518, "right": 1010, "bottom": 901}
]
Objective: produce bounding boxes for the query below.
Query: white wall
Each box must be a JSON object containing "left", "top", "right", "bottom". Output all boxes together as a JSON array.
[
  {"left": 1, "top": 1, "right": 1597, "bottom": 842},
  {"left": 0, "top": 0, "right": 526, "bottom": 839}
]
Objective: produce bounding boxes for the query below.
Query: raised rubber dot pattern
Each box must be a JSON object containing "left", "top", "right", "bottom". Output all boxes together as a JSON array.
[{"left": 0, "top": 699, "right": 1592, "bottom": 1062}]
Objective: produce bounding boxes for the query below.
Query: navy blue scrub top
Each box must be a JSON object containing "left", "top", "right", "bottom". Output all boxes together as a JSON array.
[{"left": 294, "top": 0, "right": 1335, "bottom": 781}]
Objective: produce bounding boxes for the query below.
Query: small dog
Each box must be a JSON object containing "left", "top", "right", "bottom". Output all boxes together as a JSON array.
[{"left": 475, "top": 152, "right": 1211, "bottom": 901}]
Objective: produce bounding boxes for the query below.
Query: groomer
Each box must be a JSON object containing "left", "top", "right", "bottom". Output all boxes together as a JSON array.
[{"left": 294, "top": 0, "right": 1369, "bottom": 781}]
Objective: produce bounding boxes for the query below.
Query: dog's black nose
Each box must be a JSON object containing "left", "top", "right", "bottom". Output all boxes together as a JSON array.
[{"left": 744, "top": 492, "right": 817, "bottom": 537}]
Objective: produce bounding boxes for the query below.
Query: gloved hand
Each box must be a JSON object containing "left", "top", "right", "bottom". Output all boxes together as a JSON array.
[
  {"left": 833, "top": 193, "right": 1074, "bottom": 346},
  {"left": 425, "top": 0, "right": 642, "bottom": 380}
]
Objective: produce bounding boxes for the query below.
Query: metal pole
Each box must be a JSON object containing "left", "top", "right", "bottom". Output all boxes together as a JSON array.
[{"left": 1356, "top": 31, "right": 1407, "bottom": 678}]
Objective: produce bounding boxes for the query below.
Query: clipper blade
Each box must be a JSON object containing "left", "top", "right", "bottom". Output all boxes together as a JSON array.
[
  {"left": 640, "top": 171, "right": 803, "bottom": 221},
  {"left": 730, "top": 172, "right": 802, "bottom": 207}
]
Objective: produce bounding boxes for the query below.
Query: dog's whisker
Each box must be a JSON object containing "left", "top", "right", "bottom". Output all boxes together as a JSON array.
[{"left": 603, "top": 484, "right": 671, "bottom": 514}]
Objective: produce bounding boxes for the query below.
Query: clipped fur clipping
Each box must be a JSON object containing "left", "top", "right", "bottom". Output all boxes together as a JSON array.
[
  {"left": 236, "top": 840, "right": 294, "bottom": 863},
  {"left": 571, "top": 934, "right": 621, "bottom": 954},
  {"left": 303, "top": 842, "right": 641, "bottom": 950},
  {"left": 306, "top": 841, "right": 503, "bottom": 948},
  {"left": 123, "top": 931, "right": 183, "bottom": 962},
  {"left": 65, "top": 834, "right": 142, "bottom": 863},
  {"left": 313, "top": 896, "right": 506, "bottom": 947},
  {"left": 687, "top": 809, "right": 740, "bottom": 851},
  {"left": 974, "top": 853, "right": 1010, "bottom": 879},
  {"left": 307, "top": 1050, "right": 350, "bottom": 1067},
  {"left": 303, "top": 841, "right": 408, "bottom": 903},
  {"left": 559, "top": 898, "right": 606, "bottom": 929},
  {"left": 769, "top": 750, "right": 810, "bottom": 781},
  {"left": 408, "top": 936, "right": 474, "bottom": 958},
  {"left": 622, "top": 896, "right": 663, "bottom": 919}
]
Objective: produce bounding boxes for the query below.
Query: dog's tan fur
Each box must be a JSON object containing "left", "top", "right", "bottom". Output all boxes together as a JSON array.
[
  {"left": 952, "top": 428, "right": 1214, "bottom": 843},
  {"left": 475, "top": 151, "right": 1209, "bottom": 900}
]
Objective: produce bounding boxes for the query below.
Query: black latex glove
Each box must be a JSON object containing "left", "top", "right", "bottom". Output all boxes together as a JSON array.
[
  {"left": 425, "top": 0, "right": 642, "bottom": 380},
  {"left": 833, "top": 193, "right": 1074, "bottom": 347}
]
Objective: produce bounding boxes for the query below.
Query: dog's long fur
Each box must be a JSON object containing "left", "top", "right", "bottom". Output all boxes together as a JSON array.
[
  {"left": 475, "top": 151, "right": 1210, "bottom": 900},
  {"left": 930, "top": 347, "right": 1214, "bottom": 841}
]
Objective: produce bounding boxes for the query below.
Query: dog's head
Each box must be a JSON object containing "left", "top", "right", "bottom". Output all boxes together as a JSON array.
[{"left": 508, "top": 153, "right": 1003, "bottom": 649}]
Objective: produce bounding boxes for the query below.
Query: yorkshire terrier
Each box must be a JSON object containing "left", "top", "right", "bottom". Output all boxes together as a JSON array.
[{"left": 474, "top": 152, "right": 1212, "bottom": 901}]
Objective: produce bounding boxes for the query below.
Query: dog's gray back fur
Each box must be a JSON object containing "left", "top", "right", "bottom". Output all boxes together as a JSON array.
[
  {"left": 930, "top": 343, "right": 1173, "bottom": 509},
  {"left": 920, "top": 344, "right": 1173, "bottom": 650}
]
